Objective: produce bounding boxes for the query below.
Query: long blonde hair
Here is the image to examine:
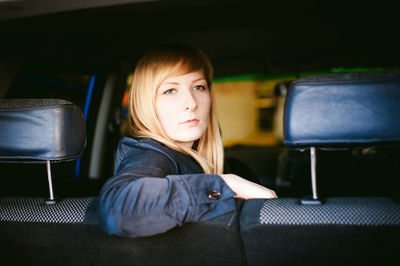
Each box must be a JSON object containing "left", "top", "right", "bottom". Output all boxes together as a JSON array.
[{"left": 128, "top": 44, "right": 224, "bottom": 174}]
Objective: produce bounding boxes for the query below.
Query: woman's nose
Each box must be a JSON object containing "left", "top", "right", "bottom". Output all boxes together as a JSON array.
[{"left": 184, "top": 91, "right": 197, "bottom": 111}]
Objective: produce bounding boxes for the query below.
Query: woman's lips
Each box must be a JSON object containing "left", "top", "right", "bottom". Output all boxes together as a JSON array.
[{"left": 182, "top": 119, "right": 199, "bottom": 126}]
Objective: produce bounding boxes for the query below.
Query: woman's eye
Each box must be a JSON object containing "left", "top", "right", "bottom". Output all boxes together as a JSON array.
[
  {"left": 163, "top": 89, "right": 176, "bottom": 95},
  {"left": 193, "top": 85, "right": 206, "bottom": 91}
]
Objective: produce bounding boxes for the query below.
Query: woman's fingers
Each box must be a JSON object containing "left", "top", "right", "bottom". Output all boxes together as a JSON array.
[{"left": 220, "top": 174, "right": 277, "bottom": 200}]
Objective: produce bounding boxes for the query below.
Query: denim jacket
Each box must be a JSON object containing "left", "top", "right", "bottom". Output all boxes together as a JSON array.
[{"left": 99, "top": 137, "right": 236, "bottom": 237}]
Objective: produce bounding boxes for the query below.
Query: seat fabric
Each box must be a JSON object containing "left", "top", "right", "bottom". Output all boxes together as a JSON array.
[{"left": 240, "top": 198, "right": 400, "bottom": 266}]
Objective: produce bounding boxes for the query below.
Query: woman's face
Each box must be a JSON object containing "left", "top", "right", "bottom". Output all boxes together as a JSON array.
[{"left": 155, "top": 71, "right": 211, "bottom": 148}]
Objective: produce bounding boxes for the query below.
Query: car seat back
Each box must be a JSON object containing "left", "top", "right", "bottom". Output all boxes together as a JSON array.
[{"left": 240, "top": 71, "right": 400, "bottom": 266}]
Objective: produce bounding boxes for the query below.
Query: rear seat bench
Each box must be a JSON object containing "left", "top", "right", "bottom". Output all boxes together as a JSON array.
[{"left": 239, "top": 71, "right": 400, "bottom": 266}]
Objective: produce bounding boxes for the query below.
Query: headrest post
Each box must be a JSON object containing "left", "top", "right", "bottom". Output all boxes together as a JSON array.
[
  {"left": 310, "top": 147, "right": 318, "bottom": 200},
  {"left": 44, "top": 160, "right": 56, "bottom": 205},
  {"left": 300, "top": 147, "right": 323, "bottom": 205}
]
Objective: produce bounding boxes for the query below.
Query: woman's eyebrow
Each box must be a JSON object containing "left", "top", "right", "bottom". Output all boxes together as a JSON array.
[
  {"left": 161, "top": 78, "right": 206, "bottom": 86},
  {"left": 160, "top": 81, "right": 180, "bottom": 86},
  {"left": 192, "top": 78, "right": 206, "bottom": 83}
]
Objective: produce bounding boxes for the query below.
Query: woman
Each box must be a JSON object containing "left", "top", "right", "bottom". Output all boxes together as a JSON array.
[{"left": 99, "top": 44, "right": 277, "bottom": 238}]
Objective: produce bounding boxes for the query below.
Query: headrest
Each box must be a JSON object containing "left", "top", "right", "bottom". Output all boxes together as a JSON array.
[
  {"left": 0, "top": 99, "right": 86, "bottom": 161},
  {"left": 283, "top": 71, "right": 400, "bottom": 147}
]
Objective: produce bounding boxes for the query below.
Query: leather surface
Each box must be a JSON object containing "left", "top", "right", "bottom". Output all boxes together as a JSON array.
[
  {"left": 283, "top": 71, "right": 400, "bottom": 146},
  {"left": 0, "top": 99, "right": 86, "bottom": 161}
]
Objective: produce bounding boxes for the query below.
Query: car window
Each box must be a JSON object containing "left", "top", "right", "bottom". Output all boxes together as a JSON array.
[{"left": 5, "top": 60, "right": 92, "bottom": 111}]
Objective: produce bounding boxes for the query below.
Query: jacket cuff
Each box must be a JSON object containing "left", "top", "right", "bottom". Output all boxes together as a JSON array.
[{"left": 167, "top": 174, "right": 237, "bottom": 222}]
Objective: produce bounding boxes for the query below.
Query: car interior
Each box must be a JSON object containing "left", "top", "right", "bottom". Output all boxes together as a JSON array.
[{"left": 0, "top": 0, "right": 399, "bottom": 265}]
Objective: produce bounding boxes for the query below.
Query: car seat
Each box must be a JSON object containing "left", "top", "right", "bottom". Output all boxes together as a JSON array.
[
  {"left": 239, "top": 71, "right": 400, "bottom": 266},
  {"left": 0, "top": 98, "right": 246, "bottom": 266}
]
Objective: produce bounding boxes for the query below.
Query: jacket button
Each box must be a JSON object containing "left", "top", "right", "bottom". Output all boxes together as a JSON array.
[{"left": 208, "top": 190, "right": 221, "bottom": 200}]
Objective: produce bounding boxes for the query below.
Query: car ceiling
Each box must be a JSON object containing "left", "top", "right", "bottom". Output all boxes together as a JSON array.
[{"left": 0, "top": 0, "right": 399, "bottom": 77}]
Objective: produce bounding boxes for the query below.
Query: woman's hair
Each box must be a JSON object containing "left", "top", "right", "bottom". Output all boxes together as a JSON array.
[{"left": 128, "top": 44, "right": 224, "bottom": 174}]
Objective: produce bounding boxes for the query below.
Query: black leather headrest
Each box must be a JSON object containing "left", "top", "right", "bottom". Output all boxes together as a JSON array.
[
  {"left": 283, "top": 71, "right": 400, "bottom": 147},
  {"left": 0, "top": 99, "right": 86, "bottom": 161}
]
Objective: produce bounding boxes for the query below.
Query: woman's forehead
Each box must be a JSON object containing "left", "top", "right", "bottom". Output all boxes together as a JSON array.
[{"left": 165, "top": 59, "right": 202, "bottom": 75}]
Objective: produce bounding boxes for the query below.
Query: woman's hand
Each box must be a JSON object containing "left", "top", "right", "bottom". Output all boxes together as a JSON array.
[{"left": 220, "top": 174, "right": 277, "bottom": 200}]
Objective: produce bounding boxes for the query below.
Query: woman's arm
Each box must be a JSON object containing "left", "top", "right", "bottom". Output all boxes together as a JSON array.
[{"left": 99, "top": 150, "right": 236, "bottom": 238}]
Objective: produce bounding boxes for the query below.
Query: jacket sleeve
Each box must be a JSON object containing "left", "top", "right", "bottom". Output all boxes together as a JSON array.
[{"left": 99, "top": 149, "right": 236, "bottom": 238}]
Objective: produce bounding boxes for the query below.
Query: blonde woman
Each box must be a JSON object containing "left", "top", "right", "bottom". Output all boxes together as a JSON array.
[{"left": 99, "top": 44, "right": 277, "bottom": 238}]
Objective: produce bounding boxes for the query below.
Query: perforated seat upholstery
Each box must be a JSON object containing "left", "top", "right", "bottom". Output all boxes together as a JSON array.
[
  {"left": 0, "top": 197, "right": 96, "bottom": 223},
  {"left": 244, "top": 197, "right": 400, "bottom": 226}
]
